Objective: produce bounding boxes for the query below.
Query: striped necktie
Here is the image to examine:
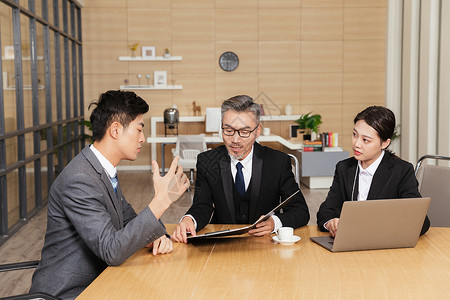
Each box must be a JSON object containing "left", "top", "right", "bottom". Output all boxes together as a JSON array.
[{"left": 110, "top": 175, "right": 118, "bottom": 193}]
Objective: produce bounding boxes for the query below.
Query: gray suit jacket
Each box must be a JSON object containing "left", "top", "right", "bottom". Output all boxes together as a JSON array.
[{"left": 30, "top": 146, "right": 166, "bottom": 300}]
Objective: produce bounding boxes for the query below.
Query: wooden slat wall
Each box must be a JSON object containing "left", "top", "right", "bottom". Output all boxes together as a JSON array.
[{"left": 82, "top": 0, "right": 387, "bottom": 165}]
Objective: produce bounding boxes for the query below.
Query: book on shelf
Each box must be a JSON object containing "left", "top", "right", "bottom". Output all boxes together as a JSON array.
[
  {"left": 303, "top": 140, "right": 322, "bottom": 145},
  {"left": 321, "top": 132, "right": 339, "bottom": 148},
  {"left": 303, "top": 147, "right": 323, "bottom": 152},
  {"left": 302, "top": 140, "right": 322, "bottom": 152},
  {"left": 323, "top": 146, "right": 343, "bottom": 152}
]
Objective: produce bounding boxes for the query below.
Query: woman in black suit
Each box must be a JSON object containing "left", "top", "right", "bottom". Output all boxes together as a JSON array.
[{"left": 317, "top": 106, "right": 430, "bottom": 236}]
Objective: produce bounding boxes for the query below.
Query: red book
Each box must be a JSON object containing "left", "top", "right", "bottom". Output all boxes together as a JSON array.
[{"left": 328, "top": 131, "right": 333, "bottom": 147}]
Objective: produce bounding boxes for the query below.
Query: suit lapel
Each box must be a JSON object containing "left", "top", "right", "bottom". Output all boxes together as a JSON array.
[
  {"left": 346, "top": 159, "right": 359, "bottom": 201},
  {"left": 101, "top": 172, "right": 123, "bottom": 225},
  {"left": 367, "top": 153, "right": 393, "bottom": 199},
  {"left": 219, "top": 153, "right": 236, "bottom": 223},
  {"left": 82, "top": 146, "right": 122, "bottom": 226},
  {"left": 249, "top": 143, "right": 263, "bottom": 222}
]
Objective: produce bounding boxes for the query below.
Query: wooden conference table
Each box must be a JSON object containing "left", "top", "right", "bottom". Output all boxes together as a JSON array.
[{"left": 77, "top": 225, "right": 450, "bottom": 299}]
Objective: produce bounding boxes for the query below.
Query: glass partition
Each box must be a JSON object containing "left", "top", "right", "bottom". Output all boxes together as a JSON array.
[{"left": 0, "top": 0, "right": 83, "bottom": 244}]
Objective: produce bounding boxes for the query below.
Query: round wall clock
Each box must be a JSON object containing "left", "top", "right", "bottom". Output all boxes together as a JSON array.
[{"left": 219, "top": 51, "right": 239, "bottom": 72}]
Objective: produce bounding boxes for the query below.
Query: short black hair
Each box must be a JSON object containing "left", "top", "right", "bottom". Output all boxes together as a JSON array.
[
  {"left": 354, "top": 106, "right": 395, "bottom": 142},
  {"left": 89, "top": 90, "right": 149, "bottom": 141}
]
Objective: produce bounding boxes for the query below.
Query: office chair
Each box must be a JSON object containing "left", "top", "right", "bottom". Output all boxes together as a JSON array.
[
  {"left": 287, "top": 153, "right": 300, "bottom": 186},
  {"left": 415, "top": 155, "right": 450, "bottom": 227},
  {"left": 0, "top": 260, "right": 61, "bottom": 299},
  {"left": 172, "top": 135, "right": 207, "bottom": 185}
]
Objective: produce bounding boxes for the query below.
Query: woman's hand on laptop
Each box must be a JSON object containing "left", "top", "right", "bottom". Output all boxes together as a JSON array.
[{"left": 325, "top": 218, "right": 340, "bottom": 237}]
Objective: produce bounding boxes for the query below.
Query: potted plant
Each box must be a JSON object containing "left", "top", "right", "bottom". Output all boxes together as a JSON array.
[
  {"left": 164, "top": 48, "right": 171, "bottom": 58},
  {"left": 295, "top": 112, "right": 322, "bottom": 141}
]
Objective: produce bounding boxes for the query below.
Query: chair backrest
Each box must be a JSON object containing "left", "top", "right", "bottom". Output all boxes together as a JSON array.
[
  {"left": 287, "top": 153, "right": 300, "bottom": 186},
  {"left": 415, "top": 155, "right": 450, "bottom": 227},
  {"left": 174, "top": 134, "right": 207, "bottom": 159},
  {"left": 174, "top": 135, "right": 207, "bottom": 170},
  {"left": 182, "top": 149, "right": 201, "bottom": 160}
]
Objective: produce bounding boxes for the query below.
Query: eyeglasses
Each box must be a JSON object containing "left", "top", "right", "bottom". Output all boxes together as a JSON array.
[{"left": 221, "top": 125, "right": 259, "bottom": 138}]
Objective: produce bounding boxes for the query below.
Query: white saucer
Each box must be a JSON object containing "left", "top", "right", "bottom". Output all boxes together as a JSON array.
[{"left": 272, "top": 235, "right": 301, "bottom": 245}]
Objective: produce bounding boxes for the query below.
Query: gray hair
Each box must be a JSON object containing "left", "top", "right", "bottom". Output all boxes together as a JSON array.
[{"left": 221, "top": 95, "right": 261, "bottom": 124}]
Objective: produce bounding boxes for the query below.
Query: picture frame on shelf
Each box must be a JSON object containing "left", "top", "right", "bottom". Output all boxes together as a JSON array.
[
  {"left": 142, "top": 46, "right": 155, "bottom": 59},
  {"left": 289, "top": 124, "right": 299, "bottom": 138},
  {"left": 4, "top": 46, "right": 14, "bottom": 59},
  {"left": 154, "top": 71, "right": 167, "bottom": 87}
]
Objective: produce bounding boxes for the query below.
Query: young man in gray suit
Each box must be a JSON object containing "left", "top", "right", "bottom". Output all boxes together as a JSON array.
[{"left": 30, "top": 90, "right": 189, "bottom": 299}]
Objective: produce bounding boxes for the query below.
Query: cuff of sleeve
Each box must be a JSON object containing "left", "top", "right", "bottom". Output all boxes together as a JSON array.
[
  {"left": 141, "top": 206, "right": 168, "bottom": 244},
  {"left": 271, "top": 215, "right": 282, "bottom": 233},
  {"left": 180, "top": 214, "right": 197, "bottom": 231},
  {"left": 323, "top": 219, "right": 332, "bottom": 231}
]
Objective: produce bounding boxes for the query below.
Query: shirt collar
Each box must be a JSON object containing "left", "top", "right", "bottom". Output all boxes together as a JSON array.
[
  {"left": 358, "top": 150, "right": 385, "bottom": 176},
  {"left": 90, "top": 144, "right": 117, "bottom": 178},
  {"left": 230, "top": 145, "right": 254, "bottom": 170}
]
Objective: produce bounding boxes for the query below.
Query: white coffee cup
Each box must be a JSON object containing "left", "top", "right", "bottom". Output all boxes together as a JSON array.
[
  {"left": 263, "top": 127, "right": 270, "bottom": 136},
  {"left": 276, "top": 227, "right": 294, "bottom": 241}
]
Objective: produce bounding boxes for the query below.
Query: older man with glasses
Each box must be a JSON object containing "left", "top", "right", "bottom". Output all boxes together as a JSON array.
[{"left": 172, "top": 95, "right": 310, "bottom": 243}]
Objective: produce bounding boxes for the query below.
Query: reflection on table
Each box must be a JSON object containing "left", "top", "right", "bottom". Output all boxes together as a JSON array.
[{"left": 77, "top": 225, "right": 450, "bottom": 299}]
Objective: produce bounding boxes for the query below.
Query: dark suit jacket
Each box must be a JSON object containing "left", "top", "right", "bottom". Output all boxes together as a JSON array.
[
  {"left": 186, "top": 143, "right": 310, "bottom": 231},
  {"left": 316, "top": 152, "right": 430, "bottom": 235},
  {"left": 30, "top": 146, "right": 167, "bottom": 300}
]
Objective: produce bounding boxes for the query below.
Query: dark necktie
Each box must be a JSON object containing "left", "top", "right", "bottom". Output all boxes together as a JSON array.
[
  {"left": 235, "top": 162, "right": 245, "bottom": 196},
  {"left": 110, "top": 175, "right": 118, "bottom": 193}
]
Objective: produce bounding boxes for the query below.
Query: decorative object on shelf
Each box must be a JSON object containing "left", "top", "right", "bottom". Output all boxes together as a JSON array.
[
  {"left": 124, "top": 79, "right": 129, "bottom": 85},
  {"left": 164, "top": 105, "right": 179, "bottom": 136},
  {"left": 295, "top": 112, "right": 322, "bottom": 142},
  {"left": 145, "top": 74, "right": 151, "bottom": 86},
  {"left": 260, "top": 104, "right": 265, "bottom": 115},
  {"left": 142, "top": 46, "right": 155, "bottom": 59},
  {"left": 129, "top": 42, "right": 139, "bottom": 57},
  {"left": 285, "top": 104, "right": 292, "bottom": 115},
  {"left": 137, "top": 74, "right": 142, "bottom": 86},
  {"left": 219, "top": 51, "right": 239, "bottom": 72},
  {"left": 164, "top": 48, "right": 171, "bottom": 58},
  {"left": 4, "top": 46, "right": 14, "bottom": 59},
  {"left": 154, "top": 71, "right": 167, "bottom": 87},
  {"left": 192, "top": 101, "right": 201, "bottom": 116}
]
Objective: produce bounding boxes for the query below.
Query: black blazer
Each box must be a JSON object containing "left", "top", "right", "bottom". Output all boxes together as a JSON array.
[
  {"left": 186, "top": 143, "right": 310, "bottom": 231},
  {"left": 317, "top": 152, "right": 430, "bottom": 235}
]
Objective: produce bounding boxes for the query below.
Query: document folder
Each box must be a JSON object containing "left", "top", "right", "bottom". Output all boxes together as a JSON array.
[{"left": 187, "top": 190, "right": 300, "bottom": 241}]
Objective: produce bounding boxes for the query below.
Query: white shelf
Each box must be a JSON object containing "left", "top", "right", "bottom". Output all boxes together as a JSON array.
[
  {"left": 118, "top": 56, "right": 182, "bottom": 61},
  {"left": 2, "top": 56, "right": 44, "bottom": 61},
  {"left": 4, "top": 85, "right": 44, "bottom": 90},
  {"left": 120, "top": 85, "right": 183, "bottom": 90}
]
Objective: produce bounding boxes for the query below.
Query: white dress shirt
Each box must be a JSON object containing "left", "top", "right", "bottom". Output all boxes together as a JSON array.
[
  {"left": 90, "top": 144, "right": 117, "bottom": 179},
  {"left": 324, "top": 150, "right": 385, "bottom": 230},
  {"left": 357, "top": 150, "right": 385, "bottom": 201}
]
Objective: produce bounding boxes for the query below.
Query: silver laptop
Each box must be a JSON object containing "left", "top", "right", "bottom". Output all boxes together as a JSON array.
[{"left": 310, "top": 197, "right": 430, "bottom": 252}]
